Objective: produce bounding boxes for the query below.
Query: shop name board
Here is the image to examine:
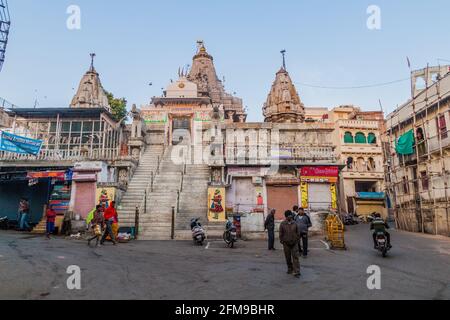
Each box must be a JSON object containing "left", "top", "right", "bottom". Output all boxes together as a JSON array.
[
  {"left": 300, "top": 166, "right": 339, "bottom": 177},
  {"left": 227, "top": 167, "right": 269, "bottom": 177}
]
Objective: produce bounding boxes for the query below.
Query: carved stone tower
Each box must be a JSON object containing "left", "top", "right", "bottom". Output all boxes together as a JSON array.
[
  {"left": 263, "top": 66, "right": 305, "bottom": 123},
  {"left": 188, "top": 41, "right": 247, "bottom": 123},
  {"left": 70, "top": 54, "right": 111, "bottom": 112}
]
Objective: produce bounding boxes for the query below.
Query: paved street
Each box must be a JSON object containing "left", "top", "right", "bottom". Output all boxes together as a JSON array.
[{"left": 0, "top": 224, "right": 449, "bottom": 300}]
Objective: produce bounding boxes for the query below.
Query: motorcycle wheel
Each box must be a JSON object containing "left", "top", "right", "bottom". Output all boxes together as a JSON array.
[
  {"left": 382, "top": 248, "right": 387, "bottom": 258},
  {"left": 228, "top": 241, "right": 234, "bottom": 248}
]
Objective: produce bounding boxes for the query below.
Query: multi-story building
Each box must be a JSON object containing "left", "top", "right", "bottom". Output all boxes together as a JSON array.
[
  {"left": 385, "top": 66, "right": 450, "bottom": 237},
  {"left": 305, "top": 106, "right": 386, "bottom": 218}
]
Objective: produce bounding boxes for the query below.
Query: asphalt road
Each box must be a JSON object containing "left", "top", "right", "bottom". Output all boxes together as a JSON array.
[{"left": 0, "top": 224, "right": 449, "bottom": 300}]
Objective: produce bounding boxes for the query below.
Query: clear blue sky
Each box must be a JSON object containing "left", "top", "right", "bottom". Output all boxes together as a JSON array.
[{"left": 1, "top": 0, "right": 450, "bottom": 121}]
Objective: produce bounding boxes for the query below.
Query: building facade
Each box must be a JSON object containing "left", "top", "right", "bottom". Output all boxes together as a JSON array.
[{"left": 385, "top": 66, "right": 450, "bottom": 237}]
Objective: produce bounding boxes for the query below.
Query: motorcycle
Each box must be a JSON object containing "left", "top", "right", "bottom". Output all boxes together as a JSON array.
[
  {"left": 375, "top": 232, "right": 390, "bottom": 258},
  {"left": 343, "top": 213, "right": 359, "bottom": 225},
  {"left": 223, "top": 220, "right": 237, "bottom": 248},
  {"left": 190, "top": 218, "right": 205, "bottom": 246},
  {"left": 0, "top": 216, "right": 8, "bottom": 230}
]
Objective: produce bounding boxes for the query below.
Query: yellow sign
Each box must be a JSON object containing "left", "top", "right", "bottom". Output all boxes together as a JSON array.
[
  {"left": 300, "top": 182, "right": 308, "bottom": 209},
  {"left": 330, "top": 183, "right": 337, "bottom": 210},
  {"left": 208, "top": 187, "right": 226, "bottom": 222},
  {"left": 96, "top": 187, "right": 116, "bottom": 208}
]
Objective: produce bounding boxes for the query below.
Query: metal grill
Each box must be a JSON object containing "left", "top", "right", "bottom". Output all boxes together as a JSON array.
[{"left": 0, "top": 0, "right": 10, "bottom": 72}]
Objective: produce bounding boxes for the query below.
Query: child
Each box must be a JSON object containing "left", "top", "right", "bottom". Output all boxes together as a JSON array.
[
  {"left": 46, "top": 205, "right": 57, "bottom": 239},
  {"left": 88, "top": 205, "right": 104, "bottom": 247}
]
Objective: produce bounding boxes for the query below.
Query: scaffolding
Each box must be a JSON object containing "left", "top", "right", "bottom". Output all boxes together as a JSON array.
[
  {"left": 0, "top": 0, "right": 10, "bottom": 72},
  {"left": 385, "top": 66, "right": 450, "bottom": 236}
]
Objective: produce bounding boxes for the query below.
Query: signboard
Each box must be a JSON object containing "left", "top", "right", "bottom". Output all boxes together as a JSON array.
[
  {"left": 330, "top": 183, "right": 337, "bottom": 210},
  {"left": 0, "top": 131, "right": 43, "bottom": 155},
  {"left": 208, "top": 187, "right": 226, "bottom": 222},
  {"left": 27, "top": 171, "right": 66, "bottom": 179},
  {"left": 300, "top": 166, "right": 339, "bottom": 177},
  {"left": 227, "top": 167, "right": 269, "bottom": 177}
]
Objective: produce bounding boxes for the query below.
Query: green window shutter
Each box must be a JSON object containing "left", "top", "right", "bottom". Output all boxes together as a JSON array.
[
  {"left": 368, "top": 133, "right": 376, "bottom": 144},
  {"left": 344, "top": 132, "right": 354, "bottom": 144},
  {"left": 355, "top": 132, "right": 367, "bottom": 144}
]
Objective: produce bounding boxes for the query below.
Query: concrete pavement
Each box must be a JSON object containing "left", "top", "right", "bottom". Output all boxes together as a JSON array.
[{"left": 0, "top": 224, "right": 449, "bottom": 300}]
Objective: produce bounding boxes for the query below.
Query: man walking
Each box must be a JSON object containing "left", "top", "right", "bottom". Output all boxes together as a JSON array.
[
  {"left": 264, "top": 209, "right": 276, "bottom": 250},
  {"left": 279, "top": 210, "right": 300, "bottom": 278},
  {"left": 295, "top": 208, "right": 312, "bottom": 258},
  {"left": 101, "top": 201, "right": 117, "bottom": 245},
  {"left": 18, "top": 198, "right": 30, "bottom": 231}
]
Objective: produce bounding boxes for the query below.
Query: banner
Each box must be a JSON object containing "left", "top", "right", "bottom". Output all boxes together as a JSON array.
[
  {"left": 330, "top": 183, "right": 337, "bottom": 210},
  {"left": 0, "top": 131, "right": 43, "bottom": 155},
  {"left": 300, "top": 166, "right": 339, "bottom": 177}
]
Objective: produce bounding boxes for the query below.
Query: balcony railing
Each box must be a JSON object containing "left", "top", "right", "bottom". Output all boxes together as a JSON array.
[{"left": 0, "top": 147, "right": 121, "bottom": 162}]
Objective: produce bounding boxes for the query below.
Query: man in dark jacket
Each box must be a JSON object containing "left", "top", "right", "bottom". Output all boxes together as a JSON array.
[
  {"left": 264, "top": 209, "right": 276, "bottom": 250},
  {"left": 279, "top": 210, "right": 300, "bottom": 278},
  {"left": 295, "top": 208, "right": 312, "bottom": 257}
]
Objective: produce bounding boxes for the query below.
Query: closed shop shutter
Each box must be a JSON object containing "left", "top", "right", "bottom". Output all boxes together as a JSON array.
[
  {"left": 267, "top": 186, "right": 298, "bottom": 220},
  {"left": 308, "top": 183, "right": 331, "bottom": 211},
  {"left": 73, "top": 182, "right": 96, "bottom": 218}
]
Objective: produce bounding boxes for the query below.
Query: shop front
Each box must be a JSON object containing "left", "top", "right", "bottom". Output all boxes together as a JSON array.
[
  {"left": 0, "top": 169, "right": 72, "bottom": 229},
  {"left": 299, "top": 166, "right": 339, "bottom": 212}
]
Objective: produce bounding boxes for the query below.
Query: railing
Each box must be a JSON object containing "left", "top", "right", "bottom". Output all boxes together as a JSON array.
[
  {"left": 225, "top": 145, "right": 337, "bottom": 163},
  {"left": 0, "top": 147, "right": 121, "bottom": 161}
]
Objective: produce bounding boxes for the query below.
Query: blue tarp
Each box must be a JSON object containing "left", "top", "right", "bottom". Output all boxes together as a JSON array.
[
  {"left": 356, "top": 192, "right": 385, "bottom": 200},
  {"left": 0, "top": 131, "right": 43, "bottom": 155}
]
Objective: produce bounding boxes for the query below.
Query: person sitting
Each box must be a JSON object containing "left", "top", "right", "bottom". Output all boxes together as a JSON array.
[{"left": 370, "top": 212, "right": 392, "bottom": 249}]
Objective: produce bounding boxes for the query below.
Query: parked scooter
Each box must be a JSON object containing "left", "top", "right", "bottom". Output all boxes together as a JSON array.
[
  {"left": 223, "top": 220, "right": 237, "bottom": 248},
  {"left": 190, "top": 218, "right": 205, "bottom": 246},
  {"left": 0, "top": 216, "right": 9, "bottom": 230},
  {"left": 375, "top": 231, "right": 391, "bottom": 258}
]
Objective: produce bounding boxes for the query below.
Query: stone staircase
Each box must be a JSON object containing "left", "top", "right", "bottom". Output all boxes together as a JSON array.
[
  {"left": 138, "top": 153, "right": 183, "bottom": 240},
  {"left": 175, "top": 164, "right": 210, "bottom": 240},
  {"left": 118, "top": 144, "right": 164, "bottom": 228}
]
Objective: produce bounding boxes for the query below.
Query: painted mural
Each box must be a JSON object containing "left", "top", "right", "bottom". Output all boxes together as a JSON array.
[
  {"left": 143, "top": 111, "right": 168, "bottom": 124},
  {"left": 208, "top": 187, "right": 226, "bottom": 222},
  {"left": 96, "top": 187, "right": 116, "bottom": 208},
  {"left": 300, "top": 182, "right": 308, "bottom": 209}
]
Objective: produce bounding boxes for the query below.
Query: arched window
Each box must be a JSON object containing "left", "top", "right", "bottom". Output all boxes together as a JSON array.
[
  {"left": 368, "top": 133, "right": 377, "bottom": 144},
  {"left": 344, "top": 132, "right": 354, "bottom": 144},
  {"left": 357, "top": 157, "right": 366, "bottom": 171},
  {"left": 355, "top": 132, "right": 367, "bottom": 144},
  {"left": 346, "top": 157, "right": 354, "bottom": 170},
  {"left": 368, "top": 158, "right": 376, "bottom": 171}
]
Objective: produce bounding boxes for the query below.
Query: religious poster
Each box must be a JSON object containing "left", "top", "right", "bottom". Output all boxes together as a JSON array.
[
  {"left": 96, "top": 187, "right": 116, "bottom": 208},
  {"left": 300, "top": 182, "right": 308, "bottom": 209},
  {"left": 330, "top": 183, "right": 337, "bottom": 210},
  {"left": 255, "top": 186, "right": 264, "bottom": 212},
  {"left": 208, "top": 187, "right": 226, "bottom": 222}
]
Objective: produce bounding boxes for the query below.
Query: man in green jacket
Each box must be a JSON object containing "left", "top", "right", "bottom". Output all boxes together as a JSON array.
[{"left": 279, "top": 210, "right": 301, "bottom": 278}]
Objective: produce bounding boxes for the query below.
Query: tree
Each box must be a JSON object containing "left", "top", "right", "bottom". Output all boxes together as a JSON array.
[{"left": 106, "top": 91, "right": 127, "bottom": 123}]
